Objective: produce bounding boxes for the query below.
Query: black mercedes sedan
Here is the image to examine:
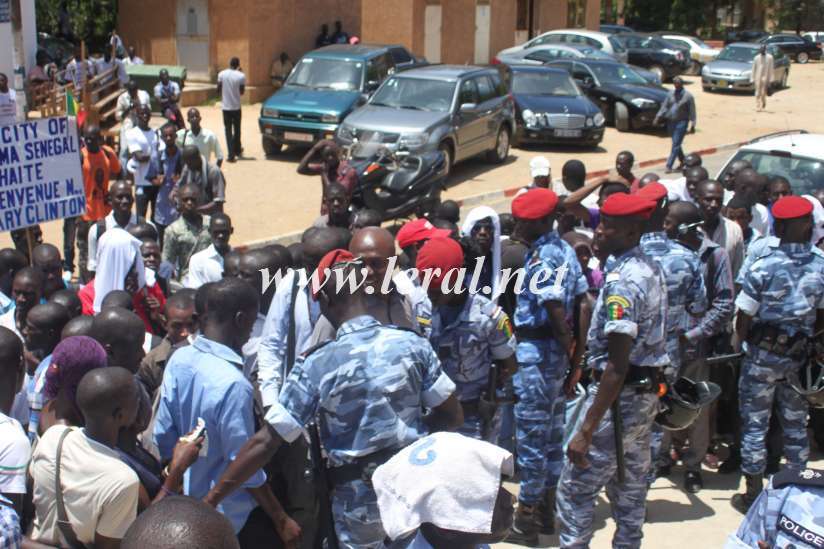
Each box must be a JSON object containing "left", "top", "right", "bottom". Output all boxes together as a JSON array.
[
  {"left": 506, "top": 65, "right": 605, "bottom": 147},
  {"left": 610, "top": 33, "right": 691, "bottom": 82},
  {"left": 547, "top": 59, "right": 670, "bottom": 132},
  {"left": 758, "top": 34, "right": 822, "bottom": 63}
]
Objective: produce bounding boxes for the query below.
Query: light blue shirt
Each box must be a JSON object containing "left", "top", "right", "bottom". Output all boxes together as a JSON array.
[
  {"left": 0, "top": 292, "right": 12, "bottom": 316},
  {"left": 154, "top": 335, "right": 266, "bottom": 533}
]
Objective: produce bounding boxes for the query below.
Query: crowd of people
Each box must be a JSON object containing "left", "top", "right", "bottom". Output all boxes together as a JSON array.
[{"left": 2, "top": 96, "right": 824, "bottom": 549}]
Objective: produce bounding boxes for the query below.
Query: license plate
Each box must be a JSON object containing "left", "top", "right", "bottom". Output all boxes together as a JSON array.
[
  {"left": 284, "top": 131, "right": 314, "bottom": 142},
  {"left": 717, "top": 79, "right": 728, "bottom": 87},
  {"left": 264, "top": 126, "right": 273, "bottom": 135},
  {"left": 555, "top": 129, "right": 582, "bottom": 138}
]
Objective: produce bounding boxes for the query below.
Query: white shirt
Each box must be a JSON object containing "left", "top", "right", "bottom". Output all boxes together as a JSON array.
[
  {"left": 184, "top": 244, "right": 225, "bottom": 288},
  {"left": 125, "top": 126, "right": 160, "bottom": 186},
  {"left": 218, "top": 68, "right": 246, "bottom": 111},
  {"left": 0, "top": 89, "right": 18, "bottom": 127},
  {"left": 0, "top": 308, "right": 20, "bottom": 338},
  {"left": 65, "top": 58, "right": 94, "bottom": 91},
  {"left": 0, "top": 412, "right": 30, "bottom": 495},
  {"left": 95, "top": 57, "right": 128, "bottom": 85},
  {"left": 123, "top": 56, "right": 144, "bottom": 66},
  {"left": 153, "top": 81, "right": 181, "bottom": 105},
  {"left": 242, "top": 312, "right": 268, "bottom": 381},
  {"left": 177, "top": 127, "right": 224, "bottom": 163},
  {"left": 723, "top": 189, "right": 771, "bottom": 235},
  {"left": 87, "top": 212, "right": 143, "bottom": 272},
  {"left": 29, "top": 425, "right": 140, "bottom": 546},
  {"left": 116, "top": 89, "right": 151, "bottom": 128}
]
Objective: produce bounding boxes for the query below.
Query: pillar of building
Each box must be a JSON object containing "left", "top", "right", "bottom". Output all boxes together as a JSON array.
[
  {"left": 537, "top": 0, "right": 568, "bottom": 33},
  {"left": 584, "top": 0, "right": 600, "bottom": 30},
  {"left": 361, "top": 0, "right": 425, "bottom": 57}
]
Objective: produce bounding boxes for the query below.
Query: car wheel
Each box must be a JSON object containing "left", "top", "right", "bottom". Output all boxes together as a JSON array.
[
  {"left": 797, "top": 51, "right": 809, "bottom": 64},
  {"left": 438, "top": 142, "right": 453, "bottom": 178},
  {"left": 614, "top": 102, "right": 631, "bottom": 132},
  {"left": 650, "top": 65, "right": 666, "bottom": 82},
  {"left": 702, "top": 85, "right": 712, "bottom": 92},
  {"left": 781, "top": 70, "right": 789, "bottom": 89},
  {"left": 262, "top": 138, "right": 282, "bottom": 157},
  {"left": 486, "top": 125, "right": 510, "bottom": 164}
]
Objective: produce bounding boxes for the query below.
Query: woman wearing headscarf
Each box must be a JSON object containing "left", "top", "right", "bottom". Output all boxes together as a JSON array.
[
  {"left": 561, "top": 231, "right": 603, "bottom": 290},
  {"left": 78, "top": 228, "right": 165, "bottom": 333},
  {"left": 461, "top": 206, "right": 502, "bottom": 301}
]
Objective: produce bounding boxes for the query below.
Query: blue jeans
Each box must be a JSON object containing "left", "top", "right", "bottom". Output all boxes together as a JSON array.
[{"left": 666, "top": 119, "right": 689, "bottom": 170}]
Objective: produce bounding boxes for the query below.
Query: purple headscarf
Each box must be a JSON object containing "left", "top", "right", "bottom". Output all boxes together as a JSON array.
[{"left": 43, "top": 336, "right": 108, "bottom": 406}]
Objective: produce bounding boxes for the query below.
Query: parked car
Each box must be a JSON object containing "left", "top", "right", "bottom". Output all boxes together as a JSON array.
[
  {"left": 758, "top": 33, "right": 822, "bottom": 63},
  {"left": 547, "top": 59, "right": 669, "bottom": 132},
  {"left": 600, "top": 23, "right": 634, "bottom": 35},
  {"left": 504, "top": 65, "right": 604, "bottom": 147},
  {"left": 802, "top": 31, "right": 824, "bottom": 44},
  {"left": 258, "top": 44, "right": 415, "bottom": 155},
  {"left": 656, "top": 33, "right": 721, "bottom": 75},
  {"left": 386, "top": 45, "right": 429, "bottom": 70},
  {"left": 609, "top": 33, "right": 691, "bottom": 81},
  {"left": 336, "top": 65, "right": 515, "bottom": 176},
  {"left": 724, "top": 29, "right": 768, "bottom": 45},
  {"left": 716, "top": 131, "right": 824, "bottom": 196},
  {"left": 702, "top": 42, "right": 790, "bottom": 92},
  {"left": 497, "top": 29, "right": 629, "bottom": 64},
  {"left": 494, "top": 44, "right": 615, "bottom": 65}
]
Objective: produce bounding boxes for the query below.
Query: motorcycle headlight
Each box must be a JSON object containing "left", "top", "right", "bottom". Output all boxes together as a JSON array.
[
  {"left": 398, "top": 132, "right": 429, "bottom": 148},
  {"left": 630, "top": 97, "right": 657, "bottom": 109},
  {"left": 593, "top": 112, "right": 605, "bottom": 126},
  {"left": 337, "top": 123, "right": 356, "bottom": 140},
  {"left": 321, "top": 113, "right": 339, "bottom": 123},
  {"left": 262, "top": 107, "right": 279, "bottom": 118},
  {"left": 522, "top": 108, "right": 538, "bottom": 127}
]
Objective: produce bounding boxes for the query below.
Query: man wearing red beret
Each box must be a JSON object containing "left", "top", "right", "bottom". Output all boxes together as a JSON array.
[
  {"left": 507, "top": 188, "right": 589, "bottom": 544},
  {"left": 415, "top": 237, "right": 518, "bottom": 442},
  {"left": 637, "top": 182, "right": 708, "bottom": 493},
  {"left": 557, "top": 193, "right": 669, "bottom": 548},
  {"left": 731, "top": 195, "right": 824, "bottom": 514}
]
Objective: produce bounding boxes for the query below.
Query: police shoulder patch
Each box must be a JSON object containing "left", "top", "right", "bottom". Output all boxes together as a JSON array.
[
  {"left": 492, "top": 307, "right": 513, "bottom": 339},
  {"left": 772, "top": 467, "right": 824, "bottom": 489},
  {"left": 605, "top": 295, "right": 630, "bottom": 321}
]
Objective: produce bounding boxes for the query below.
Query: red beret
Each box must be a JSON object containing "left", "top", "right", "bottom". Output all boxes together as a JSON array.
[
  {"left": 636, "top": 182, "right": 668, "bottom": 203},
  {"left": 312, "top": 249, "right": 356, "bottom": 300},
  {"left": 416, "top": 237, "right": 464, "bottom": 288},
  {"left": 511, "top": 188, "right": 559, "bottom": 220},
  {"left": 396, "top": 219, "right": 452, "bottom": 249},
  {"left": 772, "top": 195, "right": 813, "bottom": 220},
  {"left": 601, "top": 193, "right": 657, "bottom": 219}
]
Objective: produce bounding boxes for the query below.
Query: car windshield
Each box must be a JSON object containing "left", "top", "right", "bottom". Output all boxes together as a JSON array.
[
  {"left": 369, "top": 76, "right": 456, "bottom": 112},
  {"left": 721, "top": 150, "right": 824, "bottom": 196},
  {"left": 608, "top": 36, "right": 626, "bottom": 52},
  {"left": 286, "top": 58, "right": 363, "bottom": 91},
  {"left": 512, "top": 71, "right": 580, "bottom": 96},
  {"left": 589, "top": 63, "right": 648, "bottom": 85},
  {"left": 576, "top": 47, "right": 614, "bottom": 60},
  {"left": 717, "top": 46, "right": 757, "bottom": 63}
]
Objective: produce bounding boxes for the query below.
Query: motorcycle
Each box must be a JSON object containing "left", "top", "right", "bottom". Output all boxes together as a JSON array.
[{"left": 345, "top": 138, "right": 447, "bottom": 221}]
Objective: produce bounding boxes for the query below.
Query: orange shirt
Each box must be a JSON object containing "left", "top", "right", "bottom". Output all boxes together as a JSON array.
[{"left": 81, "top": 145, "right": 121, "bottom": 221}]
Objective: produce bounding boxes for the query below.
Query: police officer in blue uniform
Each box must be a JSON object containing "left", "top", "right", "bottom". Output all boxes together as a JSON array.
[
  {"left": 557, "top": 192, "right": 669, "bottom": 549},
  {"left": 417, "top": 237, "right": 518, "bottom": 442},
  {"left": 732, "top": 195, "right": 824, "bottom": 514},
  {"left": 203, "top": 249, "right": 464, "bottom": 548},
  {"left": 508, "top": 188, "right": 588, "bottom": 544}
]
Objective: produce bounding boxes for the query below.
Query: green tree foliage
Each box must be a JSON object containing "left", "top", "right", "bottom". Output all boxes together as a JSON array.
[{"left": 35, "top": 0, "right": 117, "bottom": 51}]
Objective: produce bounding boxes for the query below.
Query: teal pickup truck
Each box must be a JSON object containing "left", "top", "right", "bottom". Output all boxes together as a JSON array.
[{"left": 258, "top": 44, "right": 422, "bottom": 156}]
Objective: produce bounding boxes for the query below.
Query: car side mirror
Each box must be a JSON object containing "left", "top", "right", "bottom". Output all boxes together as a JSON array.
[
  {"left": 581, "top": 77, "right": 595, "bottom": 88},
  {"left": 459, "top": 102, "right": 478, "bottom": 113}
]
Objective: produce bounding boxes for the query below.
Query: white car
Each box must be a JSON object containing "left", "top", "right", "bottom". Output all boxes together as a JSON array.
[
  {"left": 716, "top": 131, "right": 824, "bottom": 196},
  {"left": 497, "top": 29, "right": 629, "bottom": 64},
  {"left": 802, "top": 31, "right": 824, "bottom": 44},
  {"left": 658, "top": 34, "right": 720, "bottom": 75}
]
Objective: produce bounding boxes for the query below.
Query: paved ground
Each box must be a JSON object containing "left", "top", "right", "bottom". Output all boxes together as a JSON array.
[{"left": 4, "top": 63, "right": 824, "bottom": 250}]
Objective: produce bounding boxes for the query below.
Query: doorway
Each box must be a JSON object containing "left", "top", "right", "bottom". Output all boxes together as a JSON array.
[
  {"left": 474, "top": 0, "right": 491, "bottom": 64},
  {"left": 176, "top": 0, "right": 210, "bottom": 81},
  {"left": 424, "top": 2, "right": 442, "bottom": 63}
]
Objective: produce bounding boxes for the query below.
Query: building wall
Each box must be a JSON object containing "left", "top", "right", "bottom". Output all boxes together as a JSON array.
[
  {"left": 490, "top": 0, "right": 518, "bottom": 61},
  {"left": 441, "top": 0, "right": 476, "bottom": 64},
  {"left": 537, "top": 0, "right": 569, "bottom": 33},
  {"left": 118, "top": 0, "right": 177, "bottom": 65}
]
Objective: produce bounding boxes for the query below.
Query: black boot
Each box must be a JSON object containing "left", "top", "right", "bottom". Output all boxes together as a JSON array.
[
  {"left": 719, "top": 445, "right": 741, "bottom": 474},
  {"left": 508, "top": 503, "right": 539, "bottom": 546},
  {"left": 537, "top": 489, "right": 556, "bottom": 535},
  {"left": 731, "top": 473, "right": 763, "bottom": 514}
]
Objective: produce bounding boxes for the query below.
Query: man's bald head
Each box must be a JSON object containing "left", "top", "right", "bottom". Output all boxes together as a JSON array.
[
  {"left": 302, "top": 227, "right": 351, "bottom": 272},
  {"left": 0, "top": 326, "right": 24, "bottom": 395},
  {"left": 92, "top": 307, "right": 146, "bottom": 372},
  {"left": 49, "top": 289, "right": 82, "bottom": 318},
  {"left": 25, "top": 303, "right": 71, "bottom": 354},
  {"left": 669, "top": 200, "right": 703, "bottom": 225},
  {"left": 122, "top": 495, "right": 239, "bottom": 549},
  {"left": 62, "top": 315, "right": 95, "bottom": 339},
  {"left": 723, "top": 160, "right": 752, "bottom": 191},
  {"left": 32, "top": 243, "right": 60, "bottom": 265},
  {"left": 101, "top": 290, "right": 134, "bottom": 311},
  {"left": 734, "top": 168, "right": 765, "bottom": 197},
  {"left": 239, "top": 247, "right": 289, "bottom": 312},
  {"left": 350, "top": 227, "right": 397, "bottom": 290},
  {"left": 76, "top": 366, "right": 139, "bottom": 427}
]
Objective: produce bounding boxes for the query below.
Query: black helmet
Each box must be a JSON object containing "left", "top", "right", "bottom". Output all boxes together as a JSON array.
[
  {"left": 788, "top": 357, "right": 824, "bottom": 409},
  {"left": 655, "top": 377, "right": 721, "bottom": 431}
]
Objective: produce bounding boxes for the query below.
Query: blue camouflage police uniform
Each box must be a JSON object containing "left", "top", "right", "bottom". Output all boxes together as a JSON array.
[
  {"left": 557, "top": 247, "right": 669, "bottom": 549},
  {"left": 726, "top": 467, "right": 824, "bottom": 549},
  {"left": 429, "top": 293, "right": 516, "bottom": 442},
  {"left": 513, "top": 230, "right": 588, "bottom": 506},
  {"left": 735, "top": 242, "right": 824, "bottom": 476},
  {"left": 264, "top": 315, "right": 456, "bottom": 549},
  {"left": 640, "top": 231, "right": 706, "bottom": 480}
]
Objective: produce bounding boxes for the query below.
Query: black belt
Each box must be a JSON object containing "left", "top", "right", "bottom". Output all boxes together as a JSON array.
[
  {"left": 592, "top": 365, "right": 663, "bottom": 393},
  {"left": 515, "top": 325, "right": 552, "bottom": 340},
  {"left": 327, "top": 446, "right": 401, "bottom": 487},
  {"left": 748, "top": 323, "right": 809, "bottom": 360}
]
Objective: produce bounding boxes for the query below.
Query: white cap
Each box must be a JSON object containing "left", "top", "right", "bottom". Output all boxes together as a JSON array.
[
  {"left": 372, "top": 432, "right": 513, "bottom": 541},
  {"left": 529, "top": 156, "right": 551, "bottom": 178}
]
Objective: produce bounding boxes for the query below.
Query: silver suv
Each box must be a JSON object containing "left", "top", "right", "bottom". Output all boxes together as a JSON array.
[{"left": 336, "top": 65, "right": 515, "bottom": 176}]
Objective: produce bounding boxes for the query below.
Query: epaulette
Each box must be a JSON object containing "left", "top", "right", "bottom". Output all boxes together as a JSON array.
[
  {"left": 300, "top": 339, "right": 333, "bottom": 359},
  {"left": 772, "top": 467, "right": 824, "bottom": 489}
]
